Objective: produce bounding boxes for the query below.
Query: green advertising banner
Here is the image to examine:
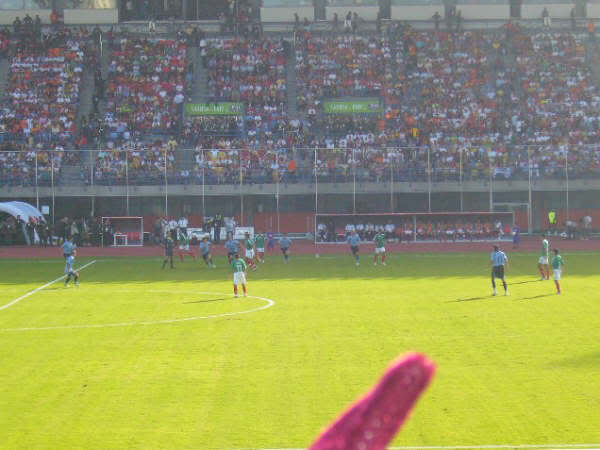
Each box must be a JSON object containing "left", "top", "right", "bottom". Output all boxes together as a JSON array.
[
  {"left": 323, "top": 99, "right": 383, "bottom": 114},
  {"left": 184, "top": 102, "right": 244, "bottom": 116}
]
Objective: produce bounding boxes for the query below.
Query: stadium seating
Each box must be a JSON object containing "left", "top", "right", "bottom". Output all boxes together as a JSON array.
[
  {"left": 0, "top": 29, "right": 84, "bottom": 145},
  {"left": 104, "top": 37, "right": 188, "bottom": 139},
  {"left": 1, "top": 27, "right": 599, "bottom": 187}
]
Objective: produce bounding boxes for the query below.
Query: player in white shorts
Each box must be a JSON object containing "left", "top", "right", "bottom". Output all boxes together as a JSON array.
[
  {"left": 243, "top": 232, "right": 257, "bottom": 270},
  {"left": 538, "top": 234, "right": 550, "bottom": 280},
  {"left": 231, "top": 254, "right": 248, "bottom": 297}
]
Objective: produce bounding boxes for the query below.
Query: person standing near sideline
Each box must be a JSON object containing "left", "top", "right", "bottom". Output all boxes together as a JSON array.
[
  {"left": 551, "top": 249, "right": 565, "bottom": 295},
  {"left": 168, "top": 217, "right": 178, "bottom": 242},
  {"left": 162, "top": 236, "right": 175, "bottom": 269},
  {"left": 512, "top": 224, "right": 521, "bottom": 249},
  {"left": 347, "top": 229, "right": 361, "bottom": 266},
  {"left": 489, "top": 245, "right": 509, "bottom": 296},
  {"left": 178, "top": 216, "right": 188, "bottom": 236},
  {"left": 538, "top": 233, "right": 550, "bottom": 280},
  {"left": 279, "top": 233, "right": 292, "bottom": 264}
]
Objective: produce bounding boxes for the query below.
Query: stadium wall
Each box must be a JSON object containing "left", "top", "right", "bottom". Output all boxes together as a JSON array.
[
  {"left": 63, "top": 9, "right": 119, "bottom": 24},
  {"left": 0, "top": 10, "right": 51, "bottom": 25},
  {"left": 3, "top": 191, "right": 598, "bottom": 233},
  {"left": 260, "top": 6, "right": 314, "bottom": 22},
  {"left": 259, "top": 2, "right": 593, "bottom": 22}
]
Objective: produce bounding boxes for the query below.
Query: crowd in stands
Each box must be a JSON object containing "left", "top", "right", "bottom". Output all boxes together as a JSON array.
[
  {"left": 0, "top": 140, "right": 65, "bottom": 187},
  {"left": 205, "top": 37, "right": 287, "bottom": 138},
  {"left": 89, "top": 139, "right": 176, "bottom": 186},
  {"left": 183, "top": 116, "right": 244, "bottom": 145},
  {"left": 0, "top": 27, "right": 86, "bottom": 145},
  {"left": 2, "top": 24, "right": 600, "bottom": 187},
  {"left": 103, "top": 37, "right": 188, "bottom": 139}
]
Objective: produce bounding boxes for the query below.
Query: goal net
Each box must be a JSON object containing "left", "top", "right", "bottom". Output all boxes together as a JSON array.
[
  {"left": 101, "top": 216, "right": 144, "bottom": 247},
  {"left": 315, "top": 212, "right": 515, "bottom": 243},
  {"left": 493, "top": 202, "right": 531, "bottom": 235}
]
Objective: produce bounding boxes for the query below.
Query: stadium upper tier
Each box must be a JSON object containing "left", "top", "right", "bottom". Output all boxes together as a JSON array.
[{"left": 1, "top": 25, "right": 600, "bottom": 187}]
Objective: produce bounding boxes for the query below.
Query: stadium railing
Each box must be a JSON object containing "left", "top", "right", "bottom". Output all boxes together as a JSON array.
[{"left": 1, "top": 145, "right": 597, "bottom": 233}]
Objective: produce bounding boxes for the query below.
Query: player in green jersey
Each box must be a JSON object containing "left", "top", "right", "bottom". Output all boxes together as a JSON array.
[
  {"left": 551, "top": 248, "right": 565, "bottom": 294},
  {"left": 178, "top": 229, "right": 196, "bottom": 262},
  {"left": 232, "top": 253, "right": 248, "bottom": 297},
  {"left": 255, "top": 232, "right": 266, "bottom": 264},
  {"left": 244, "top": 232, "right": 257, "bottom": 270},
  {"left": 373, "top": 231, "right": 387, "bottom": 266},
  {"left": 538, "top": 234, "right": 550, "bottom": 280}
]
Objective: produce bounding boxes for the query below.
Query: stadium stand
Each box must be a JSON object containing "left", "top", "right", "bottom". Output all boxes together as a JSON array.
[{"left": 103, "top": 36, "right": 188, "bottom": 140}]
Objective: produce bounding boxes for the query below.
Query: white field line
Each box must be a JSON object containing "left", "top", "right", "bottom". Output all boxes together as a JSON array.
[
  {"left": 0, "top": 260, "right": 97, "bottom": 312},
  {"left": 1, "top": 292, "right": 275, "bottom": 332}
]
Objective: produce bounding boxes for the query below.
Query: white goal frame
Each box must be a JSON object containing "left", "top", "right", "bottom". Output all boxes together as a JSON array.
[
  {"left": 101, "top": 216, "right": 144, "bottom": 247},
  {"left": 492, "top": 202, "right": 531, "bottom": 235}
]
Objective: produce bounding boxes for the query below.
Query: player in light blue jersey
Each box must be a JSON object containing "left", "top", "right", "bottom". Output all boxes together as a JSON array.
[
  {"left": 489, "top": 245, "right": 508, "bottom": 296},
  {"left": 279, "top": 234, "right": 292, "bottom": 263},
  {"left": 64, "top": 250, "right": 80, "bottom": 287},
  {"left": 199, "top": 237, "right": 216, "bottom": 268},
  {"left": 347, "top": 230, "right": 361, "bottom": 266},
  {"left": 225, "top": 234, "right": 240, "bottom": 263},
  {"left": 63, "top": 236, "right": 76, "bottom": 258}
]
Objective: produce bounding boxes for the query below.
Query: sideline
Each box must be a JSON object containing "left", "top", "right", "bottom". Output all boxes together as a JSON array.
[{"left": 0, "top": 260, "right": 97, "bottom": 312}]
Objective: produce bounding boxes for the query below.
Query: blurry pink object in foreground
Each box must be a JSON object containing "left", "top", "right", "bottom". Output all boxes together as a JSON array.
[{"left": 309, "top": 353, "right": 436, "bottom": 450}]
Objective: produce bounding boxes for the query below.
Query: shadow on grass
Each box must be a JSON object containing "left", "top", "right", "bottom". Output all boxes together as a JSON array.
[
  {"left": 508, "top": 279, "right": 543, "bottom": 286},
  {"left": 549, "top": 351, "right": 600, "bottom": 368},
  {"left": 183, "top": 297, "right": 230, "bottom": 304},
  {"left": 450, "top": 295, "right": 496, "bottom": 302},
  {"left": 518, "top": 293, "right": 555, "bottom": 301}
]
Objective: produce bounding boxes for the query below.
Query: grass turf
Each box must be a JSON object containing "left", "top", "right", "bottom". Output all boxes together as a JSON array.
[{"left": 0, "top": 251, "right": 599, "bottom": 449}]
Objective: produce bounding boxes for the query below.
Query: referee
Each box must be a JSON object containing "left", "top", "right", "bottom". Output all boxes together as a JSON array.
[{"left": 489, "top": 245, "right": 508, "bottom": 296}]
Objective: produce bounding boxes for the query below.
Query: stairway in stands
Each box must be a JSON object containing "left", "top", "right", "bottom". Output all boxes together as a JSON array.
[
  {"left": 285, "top": 39, "right": 299, "bottom": 120},
  {"left": 176, "top": 46, "right": 205, "bottom": 176},
  {"left": 584, "top": 36, "right": 600, "bottom": 85},
  {"left": 0, "top": 57, "right": 10, "bottom": 102}
]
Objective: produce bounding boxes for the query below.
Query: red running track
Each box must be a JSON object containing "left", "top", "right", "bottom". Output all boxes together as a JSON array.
[{"left": 0, "top": 236, "right": 598, "bottom": 259}]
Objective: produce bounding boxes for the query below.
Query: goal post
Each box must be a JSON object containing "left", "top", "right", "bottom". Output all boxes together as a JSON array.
[
  {"left": 101, "top": 216, "right": 144, "bottom": 247},
  {"left": 314, "top": 211, "right": 515, "bottom": 243},
  {"left": 492, "top": 202, "right": 531, "bottom": 235}
]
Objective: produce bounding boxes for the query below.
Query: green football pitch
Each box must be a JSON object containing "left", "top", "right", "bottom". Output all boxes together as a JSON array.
[{"left": 0, "top": 252, "right": 599, "bottom": 449}]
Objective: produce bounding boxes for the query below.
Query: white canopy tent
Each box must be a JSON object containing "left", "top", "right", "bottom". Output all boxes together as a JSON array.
[{"left": 0, "top": 202, "right": 46, "bottom": 245}]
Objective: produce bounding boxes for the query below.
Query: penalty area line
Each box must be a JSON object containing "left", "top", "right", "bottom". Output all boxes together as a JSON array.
[{"left": 0, "top": 260, "right": 97, "bottom": 312}]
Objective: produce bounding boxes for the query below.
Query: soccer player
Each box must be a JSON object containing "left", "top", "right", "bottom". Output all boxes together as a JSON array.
[
  {"left": 162, "top": 236, "right": 174, "bottom": 269},
  {"left": 512, "top": 224, "right": 521, "bottom": 249},
  {"left": 347, "top": 229, "right": 361, "bottom": 266},
  {"left": 255, "top": 232, "right": 266, "bottom": 264},
  {"left": 63, "top": 235, "right": 76, "bottom": 259},
  {"left": 244, "top": 232, "right": 257, "bottom": 270},
  {"left": 64, "top": 250, "right": 79, "bottom": 287},
  {"left": 225, "top": 233, "right": 239, "bottom": 264},
  {"left": 538, "top": 234, "right": 550, "bottom": 280},
  {"left": 199, "top": 237, "right": 216, "bottom": 268},
  {"left": 374, "top": 230, "right": 387, "bottom": 265},
  {"left": 178, "top": 229, "right": 196, "bottom": 262},
  {"left": 551, "top": 248, "right": 565, "bottom": 294},
  {"left": 231, "top": 253, "right": 248, "bottom": 297},
  {"left": 279, "top": 233, "right": 292, "bottom": 263},
  {"left": 489, "top": 245, "right": 508, "bottom": 296}
]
